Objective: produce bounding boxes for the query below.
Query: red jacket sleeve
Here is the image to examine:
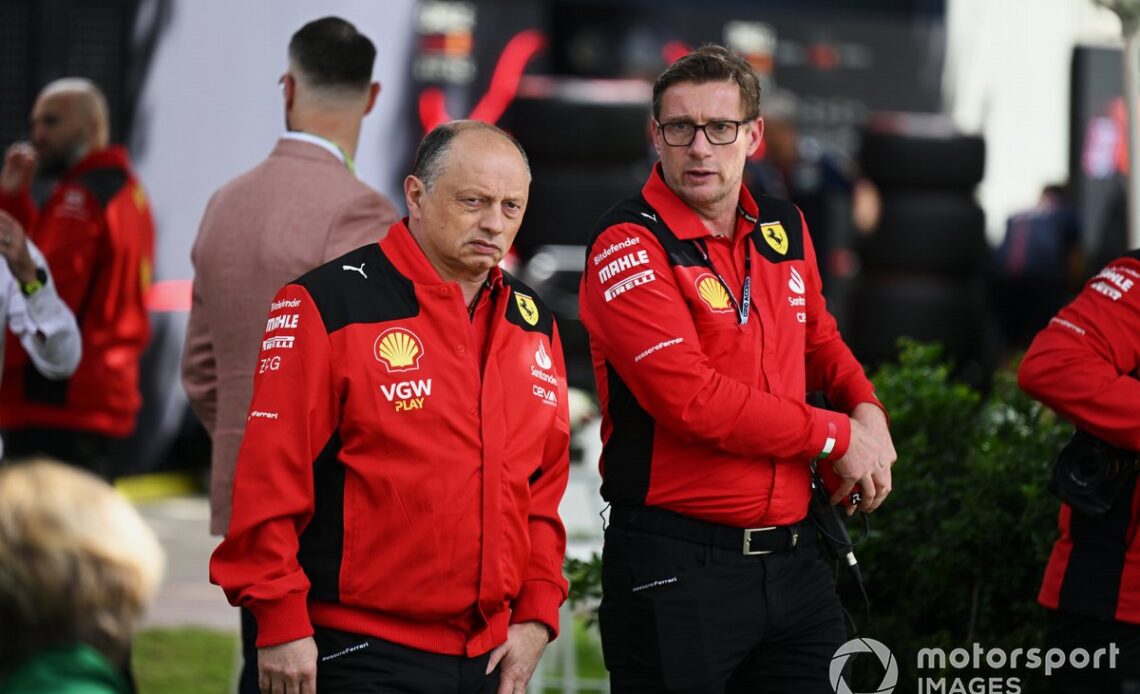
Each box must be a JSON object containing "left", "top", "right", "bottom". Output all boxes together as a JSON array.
[
  {"left": 580, "top": 221, "right": 851, "bottom": 461},
  {"left": 510, "top": 321, "right": 571, "bottom": 637},
  {"left": 209, "top": 283, "right": 338, "bottom": 647},
  {"left": 1019, "top": 255, "right": 1140, "bottom": 451},
  {"left": 0, "top": 189, "right": 38, "bottom": 230}
]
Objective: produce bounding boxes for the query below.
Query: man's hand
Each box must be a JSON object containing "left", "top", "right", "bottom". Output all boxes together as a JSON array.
[
  {"left": 1, "top": 143, "right": 36, "bottom": 194},
  {"left": 830, "top": 403, "right": 897, "bottom": 515},
  {"left": 486, "top": 621, "right": 550, "bottom": 694},
  {"left": 0, "top": 211, "right": 38, "bottom": 285},
  {"left": 258, "top": 636, "right": 317, "bottom": 694}
]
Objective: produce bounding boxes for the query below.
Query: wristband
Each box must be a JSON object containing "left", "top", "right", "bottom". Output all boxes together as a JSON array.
[
  {"left": 20, "top": 268, "right": 47, "bottom": 297},
  {"left": 815, "top": 421, "right": 838, "bottom": 461}
]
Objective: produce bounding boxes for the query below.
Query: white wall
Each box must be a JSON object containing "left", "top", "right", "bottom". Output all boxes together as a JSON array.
[
  {"left": 943, "top": 0, "right": 1123, "bottom": 242},
  {"left": 131, "top": 0, "right": 418, "bottom": 282}
]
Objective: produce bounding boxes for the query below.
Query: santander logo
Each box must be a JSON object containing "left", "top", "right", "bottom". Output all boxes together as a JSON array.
[
  {"left": 535, "top": 341, "right": 552, "bottom": 370},
  {"left": 788, "top": 268, "right": 805, "bottom": 295}
]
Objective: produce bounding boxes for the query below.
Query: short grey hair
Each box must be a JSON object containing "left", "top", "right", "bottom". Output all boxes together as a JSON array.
[{"left": 412, "top": 120, "right": 530, "bottom": 190}]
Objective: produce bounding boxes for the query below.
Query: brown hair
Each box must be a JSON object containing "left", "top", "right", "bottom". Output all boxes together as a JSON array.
[
  {"left": 0, "top": 460, "right": 164, "bottom": 668},
  {"left": 652, "top": 45, "right": 761, "bottom": 121}
]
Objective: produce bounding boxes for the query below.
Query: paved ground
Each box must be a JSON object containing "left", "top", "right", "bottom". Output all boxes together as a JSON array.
[{"left": 137, "top": 495, "right": 236, "bottom": 631}]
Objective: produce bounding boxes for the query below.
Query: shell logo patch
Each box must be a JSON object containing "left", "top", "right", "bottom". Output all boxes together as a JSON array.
[
  {"left": 515, "top": 292, "right": 539, "bottom": 326},
  {"left": 760, "top": 222, "right": 788, "bottom": 256},
  {"left": 374, "top": 328, "right": 424, "bottom": 373},
  {"left": 696, "top": 274, "right": 732, "bottom": 312},
  {"left": 132, "top": 184, "right": 149, "bottom": 213}
]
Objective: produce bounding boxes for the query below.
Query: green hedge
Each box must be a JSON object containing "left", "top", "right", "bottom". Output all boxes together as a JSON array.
[{"left": 849, "top": 340, "right": 1070, "bottom": 684}]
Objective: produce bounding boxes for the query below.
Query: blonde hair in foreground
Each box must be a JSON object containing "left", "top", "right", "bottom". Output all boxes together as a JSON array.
[{"left": 0, "top": 460, "right": 165, "bottom": 668}]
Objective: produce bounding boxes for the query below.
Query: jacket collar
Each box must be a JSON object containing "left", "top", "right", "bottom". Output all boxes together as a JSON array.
[
  {"left": 641, "top": 163, "right": 760, "bottom": 240},
  {"left": 275, "top": 134, "right": 354, "bottom": 173},
  {"left": 380, "top": 219, "right": 505, "bottom": 292},
  {"left": 62, "top": 145, "right": 132, "bottom": 182}
]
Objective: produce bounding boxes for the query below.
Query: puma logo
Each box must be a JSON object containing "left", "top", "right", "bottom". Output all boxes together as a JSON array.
[{"left": 342, "top": 262, "right": 367, "bottom": 279}]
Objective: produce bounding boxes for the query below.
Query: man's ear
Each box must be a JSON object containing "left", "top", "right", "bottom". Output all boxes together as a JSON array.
[
  {"left": 281, "top": 73, "right": 296, "bottom": 111},
  {"left": 404, "top": 175, "right": 425, "bottom": 220},
  {"left": 364, "top": 82, "right": 381, "bottom": 116},
  {"left": 649, "top": 118, "right": 661, "bottom": 158},
  {"left": 746, "top": 117, "right": 764, "bottom": 157}
]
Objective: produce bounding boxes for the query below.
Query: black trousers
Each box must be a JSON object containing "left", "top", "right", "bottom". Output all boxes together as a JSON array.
[
  {"left": 599, "top": 523, "right": 846, "bottom": 693},
  {"left": 1045, "top": 608, "right": 1140, "bottom": 694},
  {"left": 2, "top": 427, "right": 126, "bottom": 482},
  {"left": 313, "top": 626, "right": 500, "bottom": 693},
  {"left": 239, "top": 607, "right": 259, "bottom": 694}
]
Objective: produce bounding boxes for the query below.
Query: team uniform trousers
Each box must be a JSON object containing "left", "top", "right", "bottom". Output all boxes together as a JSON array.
[
  {"left": 599, "top": 509, "right": 845, "bottom": 693},
  {"left": 313, "top": 626, "right": 500, "bottom": 693}
]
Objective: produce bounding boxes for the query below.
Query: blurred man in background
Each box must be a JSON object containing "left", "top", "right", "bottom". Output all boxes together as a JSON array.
[
  {"left": 0, "top": 77, "right": 154, "bottom": 481},
  {"left": 0, "top": 210, "right": 81, "bottom": 447},
  {"left": 1019, "top": 250, "right": 1140, "bottom": 694},
  {"left": 180, "top": 16, "right": 398, "bottom": 693},
  {"left": 746, "top": 88, "right": 880, "bottom": 287},
  {"left": 992, "top": 183, "right": 1083, "bottom": 357}
]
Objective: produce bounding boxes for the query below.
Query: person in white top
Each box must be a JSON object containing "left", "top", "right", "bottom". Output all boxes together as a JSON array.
[{"left": 0, "top": 210, "right": 81, "bottom": 457}]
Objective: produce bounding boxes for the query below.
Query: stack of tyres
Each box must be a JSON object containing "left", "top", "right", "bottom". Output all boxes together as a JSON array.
[
  {"left": 505, "top": 79, "right": 653, "bottom": 393},
  {"left": 850, "top": 115, "right": 988, "bottom": 382},
  {"left": 505, "top": 80, "right": 653, "bottom": 256}
]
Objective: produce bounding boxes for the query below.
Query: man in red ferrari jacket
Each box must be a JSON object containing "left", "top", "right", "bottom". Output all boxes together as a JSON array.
[
  {"left": 579, "top": 46, "right": 896, "bottom": 692},
  {"left": 1019, "top": 250, "right": 1140, "bottom": 692},
  {"left": 0, "top": 78, "right": 154, "bottom": 479},
  {"left": 210, "top": 121, "right": 570, "bottom": 693}
]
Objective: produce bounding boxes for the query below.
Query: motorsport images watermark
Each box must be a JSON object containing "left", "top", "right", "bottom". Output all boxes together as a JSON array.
[{"left": 829, "top": 637, "right": 1120, "bottom": 694}]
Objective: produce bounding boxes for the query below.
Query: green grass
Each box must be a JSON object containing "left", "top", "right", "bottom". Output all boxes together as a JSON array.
[
  {"left": 133, "top": 627, "right": 235, "bottom": 694},
  {"left": 539, "top": 616, "right": 608, "bottom": 693},
  {"left": 128, "top": 620, "right": 607, "bottom": 693}
]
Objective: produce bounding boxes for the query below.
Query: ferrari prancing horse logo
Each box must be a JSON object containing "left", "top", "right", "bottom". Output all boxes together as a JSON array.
[
  {"left": 760, "top": 222, "right": 788, "bottom": 256},
  {"left": 515, "top": 292, "right": 539, "bottom": 326}
]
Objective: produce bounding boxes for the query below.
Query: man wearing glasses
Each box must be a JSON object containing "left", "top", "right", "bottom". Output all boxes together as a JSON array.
[{"left": 579, "top": 45, "right": 897, "bottom": 692}]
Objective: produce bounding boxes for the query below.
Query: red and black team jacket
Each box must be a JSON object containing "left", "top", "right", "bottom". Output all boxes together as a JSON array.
[
  {"left": 0, "top": 146, "right": 154, "bottom": 437},
  {"left": 210, "top": 221, "right": 571, "bottom": 656},
  {"left": 1019, "top": 250, "right": 1140, "bottom": 625},
  {"left": 579, "top": 166, "right": 881, "bottom": 528}
]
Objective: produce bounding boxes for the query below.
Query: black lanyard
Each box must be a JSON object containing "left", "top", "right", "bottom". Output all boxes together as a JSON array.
[{"left": 692, "top": 233, "right": 753, "bottom": 326}]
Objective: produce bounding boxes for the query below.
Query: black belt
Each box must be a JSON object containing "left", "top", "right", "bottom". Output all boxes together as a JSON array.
[{"left": 609, "top": 506, "right": 811, "bottom": 556}]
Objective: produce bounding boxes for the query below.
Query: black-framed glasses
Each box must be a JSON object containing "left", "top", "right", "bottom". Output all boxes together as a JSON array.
[{"left": 656, "top": 119, "right": 752, "bottom": 147}]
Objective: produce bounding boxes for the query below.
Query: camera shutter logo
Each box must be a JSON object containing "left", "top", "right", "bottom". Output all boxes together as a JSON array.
[{"left": 829, "top": 638, "right": 898, "bottom": 694}]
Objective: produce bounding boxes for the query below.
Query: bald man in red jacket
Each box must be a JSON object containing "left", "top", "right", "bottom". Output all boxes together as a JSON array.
[{"left": 0, "top": 77, "right": 153, "bottom": 480}]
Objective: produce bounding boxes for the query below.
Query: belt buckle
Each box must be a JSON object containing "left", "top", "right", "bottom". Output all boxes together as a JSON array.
[{"left": 742, "top": 526, "right": 798, "bottom": 555}]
